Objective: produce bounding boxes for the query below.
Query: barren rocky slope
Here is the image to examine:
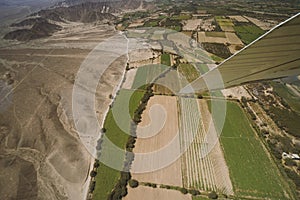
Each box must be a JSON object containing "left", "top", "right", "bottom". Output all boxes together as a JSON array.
[
  {"left": 0, "top": 11, "right": 127, "bottom": 200},
  {"left": 3, "top": 0, "right": 147, "bottom": 41}
]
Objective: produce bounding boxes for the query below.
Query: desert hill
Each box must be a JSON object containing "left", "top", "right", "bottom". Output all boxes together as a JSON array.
[
  {"left": 5, "top": 20, "right": 62, "bottom": 41},
  {"left": 3, "top": 0, "right": 144, "bottom": 41}
]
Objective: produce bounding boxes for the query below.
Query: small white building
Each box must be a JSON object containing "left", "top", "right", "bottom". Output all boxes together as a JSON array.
[
  {"left": 291, "top": 154, "right": 300, "bottom": 160},
  {"left": 282, "top": 152, "right": 300, "bottom": 160}
]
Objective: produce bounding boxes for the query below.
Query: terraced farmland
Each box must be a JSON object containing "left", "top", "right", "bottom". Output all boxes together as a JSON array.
[{"left": 220, "top": 102, "right": 295, "bottom": 199}]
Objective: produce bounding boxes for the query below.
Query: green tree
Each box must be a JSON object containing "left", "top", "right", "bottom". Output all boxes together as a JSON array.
[
  {"left": 128, "top": 179, "right": 139, "bottom": 188},
  {"left": 90, "top": 170, "right": 97, "bottom": 177},
  {"left": 208, "top": 191, "right": 218, "bottom": 199}
]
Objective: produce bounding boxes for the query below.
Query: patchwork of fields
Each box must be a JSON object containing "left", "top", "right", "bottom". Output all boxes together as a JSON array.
[
  {"left": 94, "top": 64, "right": 295, "bottom": 200},
  {"left": 94, "top": 48, "right": 294, "bottom": 199},
  {"left": 92, "top": 11, "right": 291, "bottom": 199},
  {"left": 219, "top": 102, "right": 294, "bottom": 199}
]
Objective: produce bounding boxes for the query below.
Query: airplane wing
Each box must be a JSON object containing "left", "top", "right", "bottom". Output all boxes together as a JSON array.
[{"left": 180, "top": 13, "right": 300, "bottom": 93}]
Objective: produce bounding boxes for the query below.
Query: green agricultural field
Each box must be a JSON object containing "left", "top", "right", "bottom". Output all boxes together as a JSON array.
[
  {"left": 215, "top": 16, "right": 234, "bottom": 26},
  {"left": 131, "top": 64, "right": 169, "bottom": 90},
  {"left": 220, "top": 102, "right": 294, "bottom": 199},
  {"left": 195, "top": 63, "right": 209, "bottom": 74},
  {"left": 205, "top": 31, "right": 226, "bottom": 38},
  {"left": 108, "top": 89, "right": 145, "bottom": 135},
  {"left": 93, "top": 163, "right": 120, "bottom": 200},
  {"left": 234, "top": 25, "right": 265, "bottom": 44},
  {"left": 93, "top": 89, "right": 144, "bottom": 200},
  {"left": 192, "top": 196, "right": 209, "bottom": 200},
  {"left": 144, "top": 19, "right": 160, "bottom": 27},
  {"left": 210, "top": 54, "right": 224, "bottom": 63},
  {"left": 178, "top": 63, "right": 200, "bottom": 82},
  {"left": 168, "top": 25, "right": 182, "bottom": 32},
  {"left": 161, "top": 53, "right": 171, "bottom": 66}
]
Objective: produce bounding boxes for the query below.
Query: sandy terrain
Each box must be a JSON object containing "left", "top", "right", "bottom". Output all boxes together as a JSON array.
[
  {"left": 131, "top": 96, "right": 183, "bottom": 186},
  {"left": 220, "top": 25, "right": 235, "bottom": 32},
  {"left": 0, "top": 22, "right": 126, "bottom": 200},
  {"left": 225, "top": 32, "right": 243, "bottom": 45},
  {"left": 122, "top": 68, "right": 138, "bottom": 89},
  {"left": 244, "top": 16, "right": 277, "bottom": 30},
  {"left": 200, "top": 18, "right": 215, "bottom": 31},
  {"left": 229, "top": 15, "right": 249, "bottom": 22},
  {"left": 129, "top": 49, "right": 160, "bottom": 68},
  {"left": 151, "top": 30, "right": 165, "bottom": 40},
  {"left": 128, "top": 22, "right": 144, "bottom": 28},
  {"left": 124, "top": 186, "right": 192, "bottom": 200},
  {"left": 221, "top": 85, "right": 252, "bottom": 99},
  {"left": 183, "top": 19, "right": 202, "bottom": 31}
]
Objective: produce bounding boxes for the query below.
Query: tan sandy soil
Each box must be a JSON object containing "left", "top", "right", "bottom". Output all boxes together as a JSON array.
[
  {"left": 131, "top": 96, "right": 183, "bottom": 186},
  {"left": 129, "top": 49, "right": 153, "bottom": 63},
  {"left": 220, "top": 25, "right": 235, "bottom": 32},
  {"left": 168, "top": 32, "right": 191, "bottom": 50},
  {"left": 122, "top": 68, "right": 137, "bottom": 89},
  {"left": 0, "top": 23, "right": 126, "bottom": 200},
  {"left": 200, "top": 18, "right": 215, "bottom": 31},
  {"left": 129, "top": 49, "right": 160, "bottom": 68},
  {"left": 221, "top": 86, "right": 252, "bottom": 99},
  {"left": 124, "top": 186, "right": 192, "bottom": 200},
  {"left": 151, "top": 30, "right": 165, "bottom": 40},
  {"left": 225, "top": 32, "right": 243, "bottom": 45},
  {"left": 128, "top": 22, "right": 144, "bottom": 28},
  {"left": 183, "top": 19, "right": 203, "bottom": 31},
  {"left": 229, "top": 16, "right": 249, "bottom": 22},
  {"left": 243, "top": 16, "right": 277, "bottom": 30}
]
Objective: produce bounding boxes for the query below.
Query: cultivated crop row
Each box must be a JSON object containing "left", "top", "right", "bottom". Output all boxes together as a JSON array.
[{"left": 178, "top": 97, "right": 217, "bottom": 191}]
